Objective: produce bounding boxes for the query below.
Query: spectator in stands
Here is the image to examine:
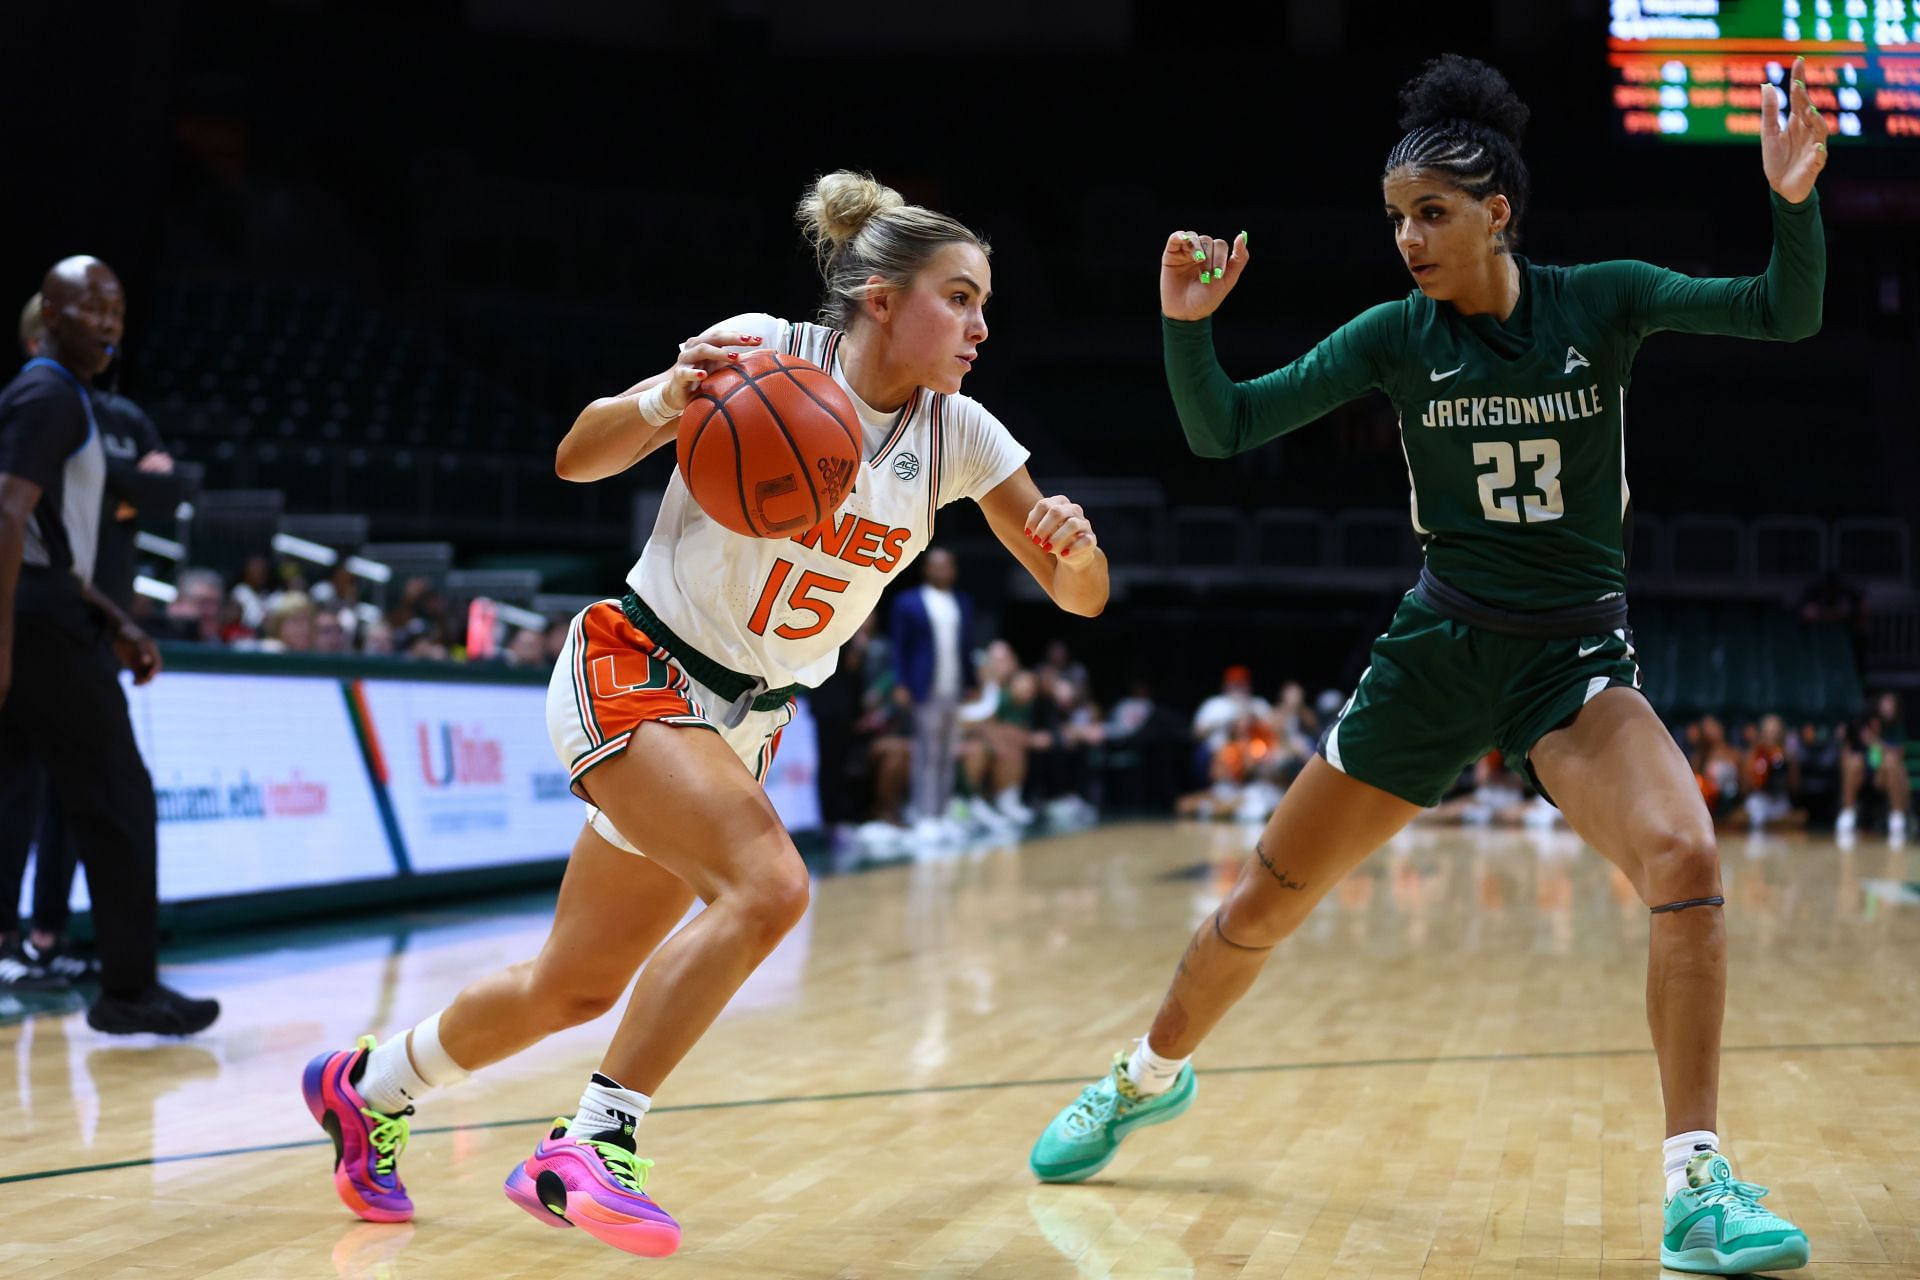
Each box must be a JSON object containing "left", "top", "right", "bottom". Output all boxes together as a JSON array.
[
  {"left": 0, "top": 255, "right": 217, "bottom": 1032},
  {"left": 503, "top": 625, "right": 545, "bottom": 667},
  {"left": 361, "top": 619, "right": 397, "bottom": 656},
  {"left": 1268, "top": 681, "right": 1318, "bottom": 784},
  {"left": 313, "top": 607, "right": 351, "bottom": 655},
  {"left": 1034, "top": 638, "right": 1087, "bottom": 691},
  {"left": 892, "top": 547, "right": 975, "bottom": 846},
  {"left": 1093, "top": 678, "right": 1181, "bottom": 814},
  {"left": 1027, "top": 673, "right": 1102, "bottom": 825},
  {"left": 1838, "top": 691, "right": 1911, "bottom": 841},
  {"left": 154, "top": 567, "right": 225, "bottom": 644},
  {"left": 1191, "top": 665, "right": 1271, "bottom": 780},
  {"left": 261, "top": 592, "right": 318, "bottom": 653},
  {"left": 230, "top": 553, "right": 275, "bottom": 630},
  {"left": 541, "top": 617, "right": 570, "bottom": 663},
  {"left": 1177, "top": 713, "right": 1283, "bottom": 822},
  {"left": 1743, "top": 713, "right": 1807, "bottom": 831},
  {"left": 958, "top": 640, "right": 1034, "bottom": 827},
  {"left": 1689, "top": 715, "right": 1745, "bottom": 825},
  {"left": 310, "top": 563, "right": 362, "bottom": 642}
]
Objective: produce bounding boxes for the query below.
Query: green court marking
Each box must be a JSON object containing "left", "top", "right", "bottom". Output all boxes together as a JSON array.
[{"left": 2, "top": 1038, "right": 1915, "bottom": 1188}]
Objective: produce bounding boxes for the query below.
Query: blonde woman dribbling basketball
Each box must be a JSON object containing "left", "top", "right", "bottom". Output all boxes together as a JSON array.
[{"left": 303, "top": 170, "right": 1108, "bottom": 1259}]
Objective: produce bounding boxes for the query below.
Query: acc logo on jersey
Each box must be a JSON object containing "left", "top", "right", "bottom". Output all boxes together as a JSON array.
[{"left": 892, "top": 452, "right": 921, "bottom": 481}]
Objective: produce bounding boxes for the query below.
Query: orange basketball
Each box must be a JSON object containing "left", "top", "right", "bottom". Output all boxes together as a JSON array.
[{"left": 676, "top": 351, "right": 862, "bottom": 538}]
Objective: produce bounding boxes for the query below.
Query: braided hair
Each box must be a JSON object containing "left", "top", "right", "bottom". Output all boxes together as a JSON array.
[{"left": 1384, "top": 55, "right": 1532, "bottom": 251}]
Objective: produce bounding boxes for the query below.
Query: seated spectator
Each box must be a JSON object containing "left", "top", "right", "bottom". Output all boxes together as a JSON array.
[
  {"left": 229, "top": 553, "right": 277, "bottom": 630},
  {"left": 1838, "top": 691, "right": 1911, "bottom": 841},
  {"left": 360, "top": 619, "right": 397, "bottom": 656},
  {"left": 310, "top": 563, "right": 363, "bottom": 643},
  {"left": 260, "top": 592, "right": 318, "bottom": 653},
  {"left": 503, "top": 626, "right": 545, "bottom": 667},
  {"left": 1192, "top": 665, "right": 1271, "bottom": 782},
  {"left": 1099, "top": 678, "right": 1186, "bottom": 814},
  {"left": 1033, "top": 638, "right": 1087, "bottom": 691},
  {"left": 1027, "top": 673, "right": 1101, "bottom": 825},
  {"left": 1743, "top": 713, "right": 1807, "bottom": 831},
  {"left": 958, "top": 642, "right": 1034, "bottom": 826},
  {"left": 154, "top": 568, "right": 226, "bottom": 644},
  {"left": 1267, "top": 681, "right": 1318, "bottom": 784},
  {"left": 1177, "top": 714, "right": 1283, "bottom": 823},
  {"left": 312, "top": 607, "right": 351, "bottom": 655},
  {"left": 1689, "top": 716, "right": 1744, "bottom": 824}
]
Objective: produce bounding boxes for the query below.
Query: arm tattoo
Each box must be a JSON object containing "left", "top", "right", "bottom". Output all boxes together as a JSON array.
[{"left": 1254, "top": 840, "right": 1305, "bottom": 892}]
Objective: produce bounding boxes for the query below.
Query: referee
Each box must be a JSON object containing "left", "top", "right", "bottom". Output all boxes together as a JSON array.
[{"left": 0, "top": 255, "right": 217, "bottom": 1034}]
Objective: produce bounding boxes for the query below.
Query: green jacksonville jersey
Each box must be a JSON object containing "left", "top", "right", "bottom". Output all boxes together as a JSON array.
[{"left": 1165, "top": 191, "right": 1825, "bottom": 611}]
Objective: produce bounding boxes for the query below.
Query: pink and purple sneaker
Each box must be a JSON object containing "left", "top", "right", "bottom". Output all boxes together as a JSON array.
[
  {"left": 503, "top": 1117, "right": 681, "bottom": 1257},
  {"left": 301, "top": 1035, "right": 414, "bottom": 1223}
]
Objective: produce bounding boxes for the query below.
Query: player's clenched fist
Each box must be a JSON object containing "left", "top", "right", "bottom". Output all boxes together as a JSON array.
[{"left": 1024, "top": 495, "right": 1098, "bottom": 567}]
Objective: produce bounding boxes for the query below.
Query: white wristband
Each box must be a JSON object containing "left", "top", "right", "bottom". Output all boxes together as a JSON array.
[{"left": 635, "top": 379, "right": 679, "bottom": 428}]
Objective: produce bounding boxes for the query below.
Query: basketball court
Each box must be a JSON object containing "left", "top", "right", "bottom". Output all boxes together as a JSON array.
[{"left": 4, "top": 822, "right": 1915, "bottom": 1278}]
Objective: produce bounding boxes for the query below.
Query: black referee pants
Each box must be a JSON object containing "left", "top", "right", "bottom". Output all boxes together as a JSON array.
[
  {"left": 0, "top": 757, "right": 79, "bottom": 937},
  {"left": 0, "top": 600, "right": 157, "bottom": 996}
]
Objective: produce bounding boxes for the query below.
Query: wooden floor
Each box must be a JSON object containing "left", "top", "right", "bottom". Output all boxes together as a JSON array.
[{"left": 2, "top": 821, "right": 1917, "bottom": 1279}]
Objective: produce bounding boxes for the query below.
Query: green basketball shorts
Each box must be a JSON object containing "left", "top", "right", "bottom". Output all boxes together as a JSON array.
[{"left": 1320, "top": 592, "right": 1643, "bottom": 807}]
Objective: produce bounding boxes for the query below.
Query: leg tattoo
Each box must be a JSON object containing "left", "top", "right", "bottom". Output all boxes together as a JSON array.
[{"left": 1253, "top": 840, "right": 1306, "bottom": 892}]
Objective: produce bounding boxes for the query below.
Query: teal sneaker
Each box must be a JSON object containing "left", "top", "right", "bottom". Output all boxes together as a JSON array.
[
  {"left": 1029, "top": 1051, "right": 1196, "bottom": 1183},
  {"left": 1661, "top": 1151, "right": 1810, "bottom": 1274}
]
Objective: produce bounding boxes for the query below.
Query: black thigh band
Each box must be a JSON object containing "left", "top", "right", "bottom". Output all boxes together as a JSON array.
[
  {"left": 1650, "top": 895, "right": 1725, "bottom": 914},
  {"left": 1212, "top": 911, "right": 1275, "bottom": 952}
]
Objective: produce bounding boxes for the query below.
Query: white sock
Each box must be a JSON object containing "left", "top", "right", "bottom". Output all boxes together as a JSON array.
[
  {"left": 1664, "top": 1129, "right": 1719, "bottom": 1199},
  {"left": 996, "top": 787, "right": 1024, "bottom": 809},
  {"left": 570, "top": 1072, "right": 651, "bottom": 1145},
  {"left": 357, "top": 1011, "right": 470, "bottom": 1114},
  {"left": 1125, "top": 1038, "right": 1189, "bottom": 1097}
]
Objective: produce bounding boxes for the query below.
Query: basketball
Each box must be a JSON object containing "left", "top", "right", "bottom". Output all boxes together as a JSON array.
[{"left": 676, "top": 351, "right": 862, "bottom": 538}]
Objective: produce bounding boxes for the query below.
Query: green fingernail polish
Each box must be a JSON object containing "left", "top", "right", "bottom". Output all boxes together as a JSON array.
[
  {"left": 1240, "top": 230, "right": 1249, "bottom": 244},
  {"left": 1192, "top": 250, "right": 1205, "bottom": 262},
  {"left": 1200, "top": 270, "right": 1212, "bottom": 284}
]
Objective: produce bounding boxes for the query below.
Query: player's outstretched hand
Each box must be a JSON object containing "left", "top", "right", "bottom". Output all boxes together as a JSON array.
[
  {"left": 1024, "top": 494, "right": 1098, "bottom": 568},
  {"left": 659, "top": 327, "right": 768, "bottom": 415},
  {"left": 1763, "top": 56, "right": 1830, "bottom": 204},
  {"left": 1161, "top": 230, "right": 1249, "bottom": 322}
]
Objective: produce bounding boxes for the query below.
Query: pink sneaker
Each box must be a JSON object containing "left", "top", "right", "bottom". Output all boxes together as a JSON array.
[
  {"left": 503, "top": 1118, "right": 681, "bottom": 1257},
  {"left": 301, "top": 1036, "right": 414, "bottom": 1223}
]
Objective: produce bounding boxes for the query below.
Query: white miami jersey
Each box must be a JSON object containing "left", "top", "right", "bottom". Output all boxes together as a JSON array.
[{"left": 628, "top": 313, "right": 1030, "bottom": 690}]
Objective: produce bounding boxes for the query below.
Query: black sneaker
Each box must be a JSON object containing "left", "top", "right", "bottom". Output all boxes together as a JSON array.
[
  {"left": 0, "top": 942, "right": 69, "bottom": 992},
  {"left": 86, "top": 983, "right": 220, "bottom": 1035},
  {"left": 23, "top": 938, "right": 101, "bottom": 985}
]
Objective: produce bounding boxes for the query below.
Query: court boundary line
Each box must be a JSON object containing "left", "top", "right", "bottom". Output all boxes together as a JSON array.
[{"left": 3, "top": 1038, "right": 1916, "bottom": 1188}]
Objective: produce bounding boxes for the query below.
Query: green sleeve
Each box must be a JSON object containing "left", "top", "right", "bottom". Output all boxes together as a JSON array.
[
  {"left": 1575, "top": 190, "right": 1825, "bottom": 343},
  {"left": 1163, "top": 302, "right": 1401, "bottom": 459}
]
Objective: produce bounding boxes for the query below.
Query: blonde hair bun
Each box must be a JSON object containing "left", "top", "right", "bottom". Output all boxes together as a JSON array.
[{"left": 797, "top": 171, "right": 906, "bottom": 264}]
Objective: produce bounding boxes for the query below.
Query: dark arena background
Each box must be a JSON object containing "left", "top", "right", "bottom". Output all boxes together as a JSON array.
[{"left": 2, "top": 2, "right": 1917, "bottom": 1277}]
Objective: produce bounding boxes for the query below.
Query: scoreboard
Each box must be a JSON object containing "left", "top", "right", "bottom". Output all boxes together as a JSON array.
[{"left": 1610, "top": 1, "right": 1920, "bottom": 143}]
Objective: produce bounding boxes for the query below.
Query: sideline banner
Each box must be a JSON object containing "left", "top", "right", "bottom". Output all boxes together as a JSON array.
[
  {"left": 355, "top": 681, "right": 579, "bottom": 872},
  {"left": 125, "top": 673, "right": 392, "bottom": 903}
]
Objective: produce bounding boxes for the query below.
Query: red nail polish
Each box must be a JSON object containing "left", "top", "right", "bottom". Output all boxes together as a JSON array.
[
  {"left": 727, "top": 352, "right": 739, "bottom": 360},
  {"left": 1043, "top": 542, "right": 1053, "bottom": 552}
]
